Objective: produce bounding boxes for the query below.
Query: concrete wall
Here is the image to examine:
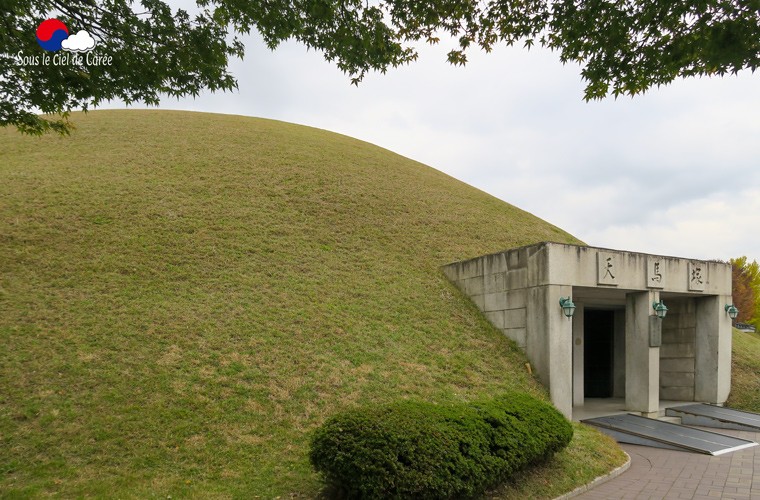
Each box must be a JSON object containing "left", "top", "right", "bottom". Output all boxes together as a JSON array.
[
  {"left": 660, "top": 299, "right": 696, "bottom": 401},
  {"left": 443, "top": 246, "right": 536, "bottom": 349},
  {"left": 526, "top": 284, "right": 573, "bottom": 416},
  {"left": 443, "top": 242, "right": 733, "bottom": 418},
  {"left": 443, "top": 244, "right": 573, "bottom": 416}
]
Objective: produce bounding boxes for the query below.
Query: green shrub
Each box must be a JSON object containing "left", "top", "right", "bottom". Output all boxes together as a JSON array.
[{"left": 309, "top": 393, "right": 572, "bottom": 498}]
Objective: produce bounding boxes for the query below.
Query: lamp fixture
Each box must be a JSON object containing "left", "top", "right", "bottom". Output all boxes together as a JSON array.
[
  {"left": 559, "top": 297, "right": 576, "bottom": 318},
  {"left": 652, "top": 300, "right": 668, "bottom": 319},
  {"left": 725, "top": 304, "right": 739, "bottom": 320}
]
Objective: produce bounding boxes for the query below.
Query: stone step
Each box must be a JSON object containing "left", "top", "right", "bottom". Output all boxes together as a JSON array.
[
  {"left": 666, "top": 404, "right": 760, "bottom": 431},
  {"left": 658, "top": 415, "right": 682, "bottom": 425}
]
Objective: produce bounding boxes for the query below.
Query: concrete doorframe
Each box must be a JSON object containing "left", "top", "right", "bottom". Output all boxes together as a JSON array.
[{"left": 572, "top": 303, "right": 626, "bottom": 407}]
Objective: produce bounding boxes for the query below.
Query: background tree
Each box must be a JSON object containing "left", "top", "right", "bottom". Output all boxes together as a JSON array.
[
  {"left": 3, "top": 0, "right": 760, "bottom": 134},
  {"left": 731, "top": 256, "right": 760, "bottom": 327}
]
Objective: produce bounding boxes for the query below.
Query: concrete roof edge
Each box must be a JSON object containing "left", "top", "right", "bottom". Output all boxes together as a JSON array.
[
  {"left": 440, "top": 241, "right": 557, "bottom": 268},
  {"left": 442, "top": 241, "right": 730, "bottom": 268}
]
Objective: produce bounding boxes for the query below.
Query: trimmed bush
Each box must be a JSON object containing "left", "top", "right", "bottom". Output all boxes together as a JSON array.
[{"left": 309, "top": 393, "right": 572, "bottom": 498}]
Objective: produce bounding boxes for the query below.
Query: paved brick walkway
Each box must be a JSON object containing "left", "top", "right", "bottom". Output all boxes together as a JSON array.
[{"left": 576, "top": 428, "right": 760, "bottom": 499}]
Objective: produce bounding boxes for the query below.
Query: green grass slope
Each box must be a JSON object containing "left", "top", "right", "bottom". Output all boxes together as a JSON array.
[
  {"left": 0, "top": 110, "right": 621, "bottom": 497},
  {"left": 727, "top": 329, "right": 760, "bottom": 412}
]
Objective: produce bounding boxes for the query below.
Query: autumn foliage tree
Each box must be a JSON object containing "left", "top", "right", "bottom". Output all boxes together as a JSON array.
[{"left": 730, "top": 257, "right": 760, "bottom": 327}]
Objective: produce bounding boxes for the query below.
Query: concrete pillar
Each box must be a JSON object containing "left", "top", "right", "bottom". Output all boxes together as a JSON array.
[
  {"left": 612, "top": 310, "right": 626, "bottom": 398},
  {"left": 695, "top": 294, "right": 732, "bottom": 403},
  {"left": 527, "top": 284, "right": 573, "bottom": 418},
  {"left": 625, "top": 290, "right": 660, "bottom": 416},
  {"left": 572, "top": 303, "right": 585, "bottom": 407}
]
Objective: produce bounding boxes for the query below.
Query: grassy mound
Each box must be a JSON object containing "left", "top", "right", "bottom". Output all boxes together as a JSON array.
[
  {"left": 0, "top": 110, "right": 622, "bottom": 497},
  {"left": 727, "top": 329, "right": 760, "bottom": 412}
]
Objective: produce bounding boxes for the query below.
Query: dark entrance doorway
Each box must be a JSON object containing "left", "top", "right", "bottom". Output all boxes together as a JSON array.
[{"left": 584, "top": 310, "right": 615, "bottom": 398}]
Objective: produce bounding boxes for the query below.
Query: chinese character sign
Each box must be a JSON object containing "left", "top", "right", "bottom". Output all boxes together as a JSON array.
[
  {"left": 688, "top": 262, "right": 705, "bottom": 291},
  {"left": 647, "top": 258, "right": 665, "bottom": 289},
  {"left": 597, "top": 252, "right": 619, "bottom": 286}
]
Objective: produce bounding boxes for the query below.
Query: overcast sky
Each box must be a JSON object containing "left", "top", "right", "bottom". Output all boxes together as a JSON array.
[{"left": 117, "top": 30, "right": 760, "bottom": 263}]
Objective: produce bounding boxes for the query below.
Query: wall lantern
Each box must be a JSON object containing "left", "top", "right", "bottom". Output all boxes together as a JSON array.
[
  {"left": 559, "top": 297, "right": 576, "bottom": 318},
  {"left": 652, "top": 300, "right": 668, "bottom": 319},
  {"left": 725, "top": 304, "right": 739, "bottom": 320}
]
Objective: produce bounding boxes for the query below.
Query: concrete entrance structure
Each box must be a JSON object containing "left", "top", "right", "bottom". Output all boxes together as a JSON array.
[{"left": 443, "top": 242, "right": 733, "bottom": 420}]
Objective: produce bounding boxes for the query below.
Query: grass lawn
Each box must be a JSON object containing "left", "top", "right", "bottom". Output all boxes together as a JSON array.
[
  {"left": 726, "top": 329, "right": 760, "bottom": 413},
  {"left": 0, "top": 110, "right": 625, "bottom": 497},
  {"left": 488, "top": 423, "right": 625, "bottom": 499}
]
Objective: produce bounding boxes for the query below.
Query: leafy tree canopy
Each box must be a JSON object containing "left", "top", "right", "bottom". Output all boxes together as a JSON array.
[{"left": 3, "top": 0, "right": 760, "bottom": 134}]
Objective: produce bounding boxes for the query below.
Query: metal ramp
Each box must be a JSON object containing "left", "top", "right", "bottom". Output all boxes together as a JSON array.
[
  {"left": 582, "top": 413, "right": 758, "bottom": 455},
  {"left": 666, "top": 404, "right": 760, "bottom": 431}
]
